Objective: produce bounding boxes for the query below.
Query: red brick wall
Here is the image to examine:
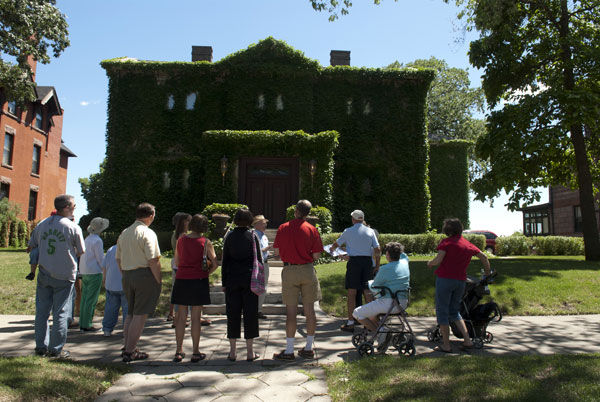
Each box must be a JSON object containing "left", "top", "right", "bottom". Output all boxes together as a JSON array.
[
  {"left": 1, "top": 103, "right": 68, "bottom": 221},
  {"left": 551, "top": 185, "right": 600, "bottom": 237}
]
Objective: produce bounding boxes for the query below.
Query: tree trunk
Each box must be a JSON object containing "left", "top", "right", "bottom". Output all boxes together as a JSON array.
[{"left": 570, "top": 124, "right": 600, "bottom": 261}]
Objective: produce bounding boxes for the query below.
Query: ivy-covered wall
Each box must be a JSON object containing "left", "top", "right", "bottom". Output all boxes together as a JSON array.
[
  {"left": 429, "top": 140, "right": 471, "bottom": 231},
  {"left": 99, "top": 38, "right": 446, "bottom": 233}
]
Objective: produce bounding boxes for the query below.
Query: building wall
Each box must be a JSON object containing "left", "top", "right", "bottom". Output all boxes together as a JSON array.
[
  {"left": 550, "top": 185, "right": 600, "bottom": 237},
  {"left": 1, "top": 102, "right": 68, "bottom": 221}
]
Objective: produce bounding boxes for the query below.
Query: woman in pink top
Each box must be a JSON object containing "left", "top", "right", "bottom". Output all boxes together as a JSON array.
[
  {"left": 171, "top": 214, "right": 217, "bottom": 362},
  {"left": 428, "top": 218, "right": 490, "bottom": 353}
]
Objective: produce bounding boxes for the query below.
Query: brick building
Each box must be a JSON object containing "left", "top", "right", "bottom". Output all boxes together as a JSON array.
[
  {"left": 519, "top": 185, "right": 600, "bottom": 237},
  {"left": 0, "top": 59, "right": 76, "bottom": 221}
]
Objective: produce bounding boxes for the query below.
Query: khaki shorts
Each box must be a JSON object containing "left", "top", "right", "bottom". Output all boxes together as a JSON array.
[
  {"left": 122, "top": 267, "right": 161, "bottom": 315},
  {"left": 281, "top": 263, "right": 321, "bottom": 306}
]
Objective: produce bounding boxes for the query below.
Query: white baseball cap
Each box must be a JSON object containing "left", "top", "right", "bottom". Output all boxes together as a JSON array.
[{"left": 350, "top": 210, "right": 365, "bottom": 220}]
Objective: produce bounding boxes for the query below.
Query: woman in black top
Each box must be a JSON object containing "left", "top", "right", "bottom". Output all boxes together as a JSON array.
[{"left": 222, "top": 208, "right": 263, "bottom": 361}]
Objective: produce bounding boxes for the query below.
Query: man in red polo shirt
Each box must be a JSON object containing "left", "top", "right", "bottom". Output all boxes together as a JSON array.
[{"left": 272, "top": 199, "right": 324, "bottom": 360}]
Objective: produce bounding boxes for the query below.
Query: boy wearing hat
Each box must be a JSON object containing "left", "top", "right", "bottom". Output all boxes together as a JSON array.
[
  {"left": 252, "top": 215, "right": 271, "bottom": 319},
  {"left": 79, "top": 217, "right": 109, "bottom": 332}
]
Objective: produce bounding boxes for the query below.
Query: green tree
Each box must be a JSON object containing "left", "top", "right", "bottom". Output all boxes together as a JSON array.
[
  {"left": 78, "top": 159, "right": 106, "bottom": 229},
  {"left": 460, "top": 0, "right": 600, "bottom": 260},
  {"left": 0, "top": 0, "right": 70, "bottom": 103},
  {"left": 309, "top": 0, "right": 397, "bottom": 21}
]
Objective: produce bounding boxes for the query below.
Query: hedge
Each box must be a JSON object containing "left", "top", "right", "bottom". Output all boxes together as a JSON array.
[
  {"left": 320, "top": 232, "right": 486, "bottom": 255},
  {"left": 496, "top": 235, "right": 585, "bottom": 256}
]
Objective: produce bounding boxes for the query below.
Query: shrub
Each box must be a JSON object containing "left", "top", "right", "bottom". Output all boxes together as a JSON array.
[
  {"left": 201, "top": 203, "right": 249, "bottom": 219},
  {"left": 285, "top": 205, "right": 333, "bottom": 234},
  {"left": 495, "top": 235, "right": 531, "bottom": 256},
  {"left": 531, "top": 236, "right": 584, "bottom": 256}
]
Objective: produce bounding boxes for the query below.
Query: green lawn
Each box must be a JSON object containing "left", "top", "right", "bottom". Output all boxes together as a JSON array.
[
  {"left": 0, "top": 249, "right": 221, "bottom": 317},
  {"left": 324, "top": 353, "right": 600, "bottom": 401},
  {"left": 0, "top": 356, "right": 128, "bottom": 402},
  {"left": 317, "top": 255, "right": 600, "bottom": 317}
]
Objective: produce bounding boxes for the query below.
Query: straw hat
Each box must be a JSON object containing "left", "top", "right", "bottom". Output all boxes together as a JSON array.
[{"left": 252, "top": 215, "right": 269, "bottom": 226}]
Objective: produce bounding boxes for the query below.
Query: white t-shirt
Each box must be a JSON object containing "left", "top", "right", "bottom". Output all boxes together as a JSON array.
[{"left": 79, "top": 234, "right": 104, "bottom": 275}]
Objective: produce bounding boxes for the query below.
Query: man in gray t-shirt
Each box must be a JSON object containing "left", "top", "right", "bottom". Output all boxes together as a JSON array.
[{"left": 28, "top": 195, "right": 85, "bottom": 358}]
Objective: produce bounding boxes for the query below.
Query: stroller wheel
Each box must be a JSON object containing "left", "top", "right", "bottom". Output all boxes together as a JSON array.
[
  {"left": 473, "top": 338, "right": 484, "bottom": 349},
  {"left": 358, "top": 342, "right": 374, "bottom": 357},
  {"left": 427, "top": 330, "right": 436, "bottom": 342},
  {"left": 484, "top": 332, "right": 494, "bottom": 343},
  {"left": 352, "top": 333, "right": 364, "bottom": 347},
  {"left": 399, "top": 342, "right": 416, "bottom": 357}
]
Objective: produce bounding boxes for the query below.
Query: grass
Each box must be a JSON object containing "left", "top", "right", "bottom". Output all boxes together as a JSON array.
[
  {"left": 324, "top": 353, "right": 600, "bottom": 401},
  {"left": 0, "top": 356, "right": 128, "bottom": 402},
  {"left": 317, "top": 255, "right": 600, "bottom": 317},
  {"left": 0, "top": 250, "right": 221, "bottom": 317}
]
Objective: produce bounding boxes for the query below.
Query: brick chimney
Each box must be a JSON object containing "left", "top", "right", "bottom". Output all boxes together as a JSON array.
[
  {"left": 330, "top": 50, "right": 350, "bottom": 66},
  {"left": 192, "top": 46, "right": 213, "bottom": 62},
  {"left": 26, "top": 55, "right": 37, "bottom": 81}
]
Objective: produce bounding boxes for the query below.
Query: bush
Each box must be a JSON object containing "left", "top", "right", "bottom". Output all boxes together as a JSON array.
[
  {"left": 285, "top": 205, "right": 333, "bottom": 234},
  {"left": 201, "top": 203, "right": 249, "bottom": 219},
  {"left": 495, "top": 235, "right": 531, "bottom": 256},
  {"left": 531, "top": 236, "right": 584, "bottom": 256},
  {"left": 320, "top": 232, "right": 486, "bottom": 255}
]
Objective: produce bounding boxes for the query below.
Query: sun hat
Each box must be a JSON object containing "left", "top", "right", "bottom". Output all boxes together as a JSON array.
[
  {"left": 252, "top": 215, "right": 269, "bottom": 226},
  {"left": 350, "top": 210, "right": 365, "bottom": 220},
  {"left": 87, "top": 217, "right": 109, "bottom": 235}
]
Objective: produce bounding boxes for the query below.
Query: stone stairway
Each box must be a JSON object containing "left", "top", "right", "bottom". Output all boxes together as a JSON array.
[{"left": 204, "top": 228, "right": 294, "bottom": 315}]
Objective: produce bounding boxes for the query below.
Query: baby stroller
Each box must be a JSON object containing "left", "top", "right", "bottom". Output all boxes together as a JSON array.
[
  {"left": 352, "top": 286, "right": 416, "bottom": 357},
  {"left": 427, "top": 271, "right": 502, "bottom": 348}
]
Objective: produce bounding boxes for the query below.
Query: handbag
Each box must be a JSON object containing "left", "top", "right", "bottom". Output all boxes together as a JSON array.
[
  {"left": 202, "top": 237, "right": 210, "bottom": 272},
  {"left": 250, "top": 230, "right": 266, "bottom": 296}
]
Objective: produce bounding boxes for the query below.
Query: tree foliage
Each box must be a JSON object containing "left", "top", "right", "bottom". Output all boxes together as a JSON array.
[
  {"left": 0, "top": 0, "right": 70, "bottom": 102},
  {"left": 309, "top": 0, "right": 396, "bottom": 21},
  {"left": 457, "top": 0, "right": 600, "bottom": 260}
]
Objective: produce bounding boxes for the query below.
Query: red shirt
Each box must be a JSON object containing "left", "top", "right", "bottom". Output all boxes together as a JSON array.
[
  {"left": 176, "top": 236, "right": 208, "bottom": 280},
  {"left": 434, "top": 235, "right": 481, "bottom": 281},
  {"left": 273, "top": 219, "right": 324, "bottom": 265}
]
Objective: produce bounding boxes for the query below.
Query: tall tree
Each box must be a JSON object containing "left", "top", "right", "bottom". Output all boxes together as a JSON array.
[
  {"left": 460, "top": 0, "right": 600, "bottom": 260},
  {"left": 0, "top": 0, "right": 70, "bottom": 102}
]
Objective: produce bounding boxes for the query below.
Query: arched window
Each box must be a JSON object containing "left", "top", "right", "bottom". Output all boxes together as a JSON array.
[
  {"left": 257, "top": 94, "right": 265, "bottom": 109},
  {"left": 186, "top": 93, "right": 197, "bottom": 110},
  {"left": 166, "top": 95, "right": 175, "bottom": 110},
  {"left": 276, "top": 94, "right": 284, "bottom": 110}
]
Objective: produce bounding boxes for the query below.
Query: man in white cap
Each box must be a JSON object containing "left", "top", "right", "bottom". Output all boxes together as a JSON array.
[
  {"left": 79, "top": 217, "right": 110, "bottom": 332},
  {"left": 252, "top": 215, "right": 271, "bottom": 319},
  {"left": 28, "top": 194, "right": 85, "bottom": 358},
  {"left": 331, "top": 209, "right": 381, "bottom": 332}
]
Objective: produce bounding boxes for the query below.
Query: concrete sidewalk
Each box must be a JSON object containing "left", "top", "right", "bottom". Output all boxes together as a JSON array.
[{"left": 1, "top": 312, "right": 600, "bottom": 401}]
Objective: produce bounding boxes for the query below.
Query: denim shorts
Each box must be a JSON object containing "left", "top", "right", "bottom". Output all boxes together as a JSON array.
[{"left": 435, "top": 276, "right": 466, "bottom": 325}]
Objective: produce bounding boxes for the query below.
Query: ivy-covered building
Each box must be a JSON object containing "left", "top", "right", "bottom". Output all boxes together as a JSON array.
[{"left": 99, "top": 38, "right": 469, "bottom": 233}]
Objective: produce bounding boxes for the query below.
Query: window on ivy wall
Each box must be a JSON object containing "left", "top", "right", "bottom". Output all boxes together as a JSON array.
[
  {"left": 163, "top": 172, "right": 171, "bottom": 189},
  {"left": 183, "top": 169, "right": 190, "bottom": 189},
  {"left": 346, "top": 99, "right": 352, "bottom": 115},
  {"left": 0, "top": 183, "right": 9, "bottom": 200},
  {"left": 28, "top": 190, "right": 38, "bottom": 221},
  {"left": 167, "top": 95, "right": 175, "bottom": 110},
  {"left": 276, "top": 95, "right": 284, "bottom": 110},
  {"left": 3, "top": 133, "right": 14, "bottom": 166},
  {"left": 363, "top": 101, "right": 371, "bottom": 115},
  {"left": 35, "top": 108, "right": 43, "bottom": 130},
  {"left": 32, "top": 144, "right": 41, "bottom": 175},
  {"left": 257, "top": 94, "right": 265, "bottom": 109},
  {"left": 523, "top": 209, "right": 550, "bottom": 236},
  {"left": 186, "top": 93, "right": 196, "bottom": 110},
  {"left": 574, "top": 206, "right": 583, "bottom": 233},
  {"left": 7, "top": 101, "right": 16, "bottom": 115}
]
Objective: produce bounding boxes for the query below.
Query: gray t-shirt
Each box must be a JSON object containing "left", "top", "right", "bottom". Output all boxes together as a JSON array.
[{"left": 29, "top": 215, "right": 85, "bottom": 281}]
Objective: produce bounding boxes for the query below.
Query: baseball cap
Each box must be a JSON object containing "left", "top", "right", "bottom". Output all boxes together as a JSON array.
[{"left": 350, "top": 210, "right": 365, "bottom": 220}]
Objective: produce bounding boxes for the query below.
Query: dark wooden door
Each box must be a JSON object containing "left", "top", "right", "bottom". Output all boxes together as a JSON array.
[{"left": 239, "top": 158, "right": 299, "bottom": 228}]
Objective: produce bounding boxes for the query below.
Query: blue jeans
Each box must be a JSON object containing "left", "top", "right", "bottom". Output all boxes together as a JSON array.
[
  {"left": 435, "top": 277, "right": 465, "bottom": 326},
  {"left": 34, "top": 269, "right": 74, "bottom": 353},
  {"left": 102, "top": 289, "right": 128, "bottom": 332}
]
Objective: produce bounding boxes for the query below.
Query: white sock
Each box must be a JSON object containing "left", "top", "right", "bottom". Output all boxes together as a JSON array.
[
  {"left": 285, "top": 337, "right": 294, "bottom": 354},
  {"left": 347, "top": 320, "right": 354, "bottom": 325},
  {"left": 305, "top": 335, "right": 314, "bottom": 351}
]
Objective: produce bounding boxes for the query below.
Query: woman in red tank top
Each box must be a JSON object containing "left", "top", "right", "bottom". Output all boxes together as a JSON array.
[{"left": 171, "top": 214, "right": 217, "bottom": 362}]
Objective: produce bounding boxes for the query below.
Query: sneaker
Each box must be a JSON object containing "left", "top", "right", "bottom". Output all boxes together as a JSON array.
[
  {"left": 47, "top": 350, "right": 71, "bottom": 359},
  {"left": 103, "top": 330, "right": 112, "bottom": 337},
  {"left": 68, "top": 320, "right": 79, "bottom": 328},
  {"left": 34, "top": 348, "right": 47, "bottom": 356},
  {"left": 273, "top": 350, "right": 295, "bottom": 361},
  {"left": 340, "top": 323, "right": 355, "bottom": 332},
  {"left": 80, "top": 326, "right": 100, "bottom": 332},
  {"left": 298, "top": 347, "right": 315, "bottom": 359}
]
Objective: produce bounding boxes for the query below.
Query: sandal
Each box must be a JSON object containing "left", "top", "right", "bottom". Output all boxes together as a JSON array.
[
  {"left": 122, "top": 350, "right": 149, "bottom": 362},
  {"left": 191, "top": 352, "right": 206, "bottom": 362},
  {"left": 433, "top": 346, "right": 452, "bottom": 354},
  {"left": 173, "top": 351, "right": 185, "bottom": 362},
  {"left": 166, "top": 315, "right": 174, "bottom": 322},
  {"left": 247, "top": 352, "right": 260, "bottom": 361},
  {"left": 227, "top": 354, "right": 236, "bottom": 361}
]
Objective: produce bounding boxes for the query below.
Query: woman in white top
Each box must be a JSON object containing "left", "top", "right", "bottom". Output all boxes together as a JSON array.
[{"left": 79, "top": 217, "right": 109, "bottom": 331}]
